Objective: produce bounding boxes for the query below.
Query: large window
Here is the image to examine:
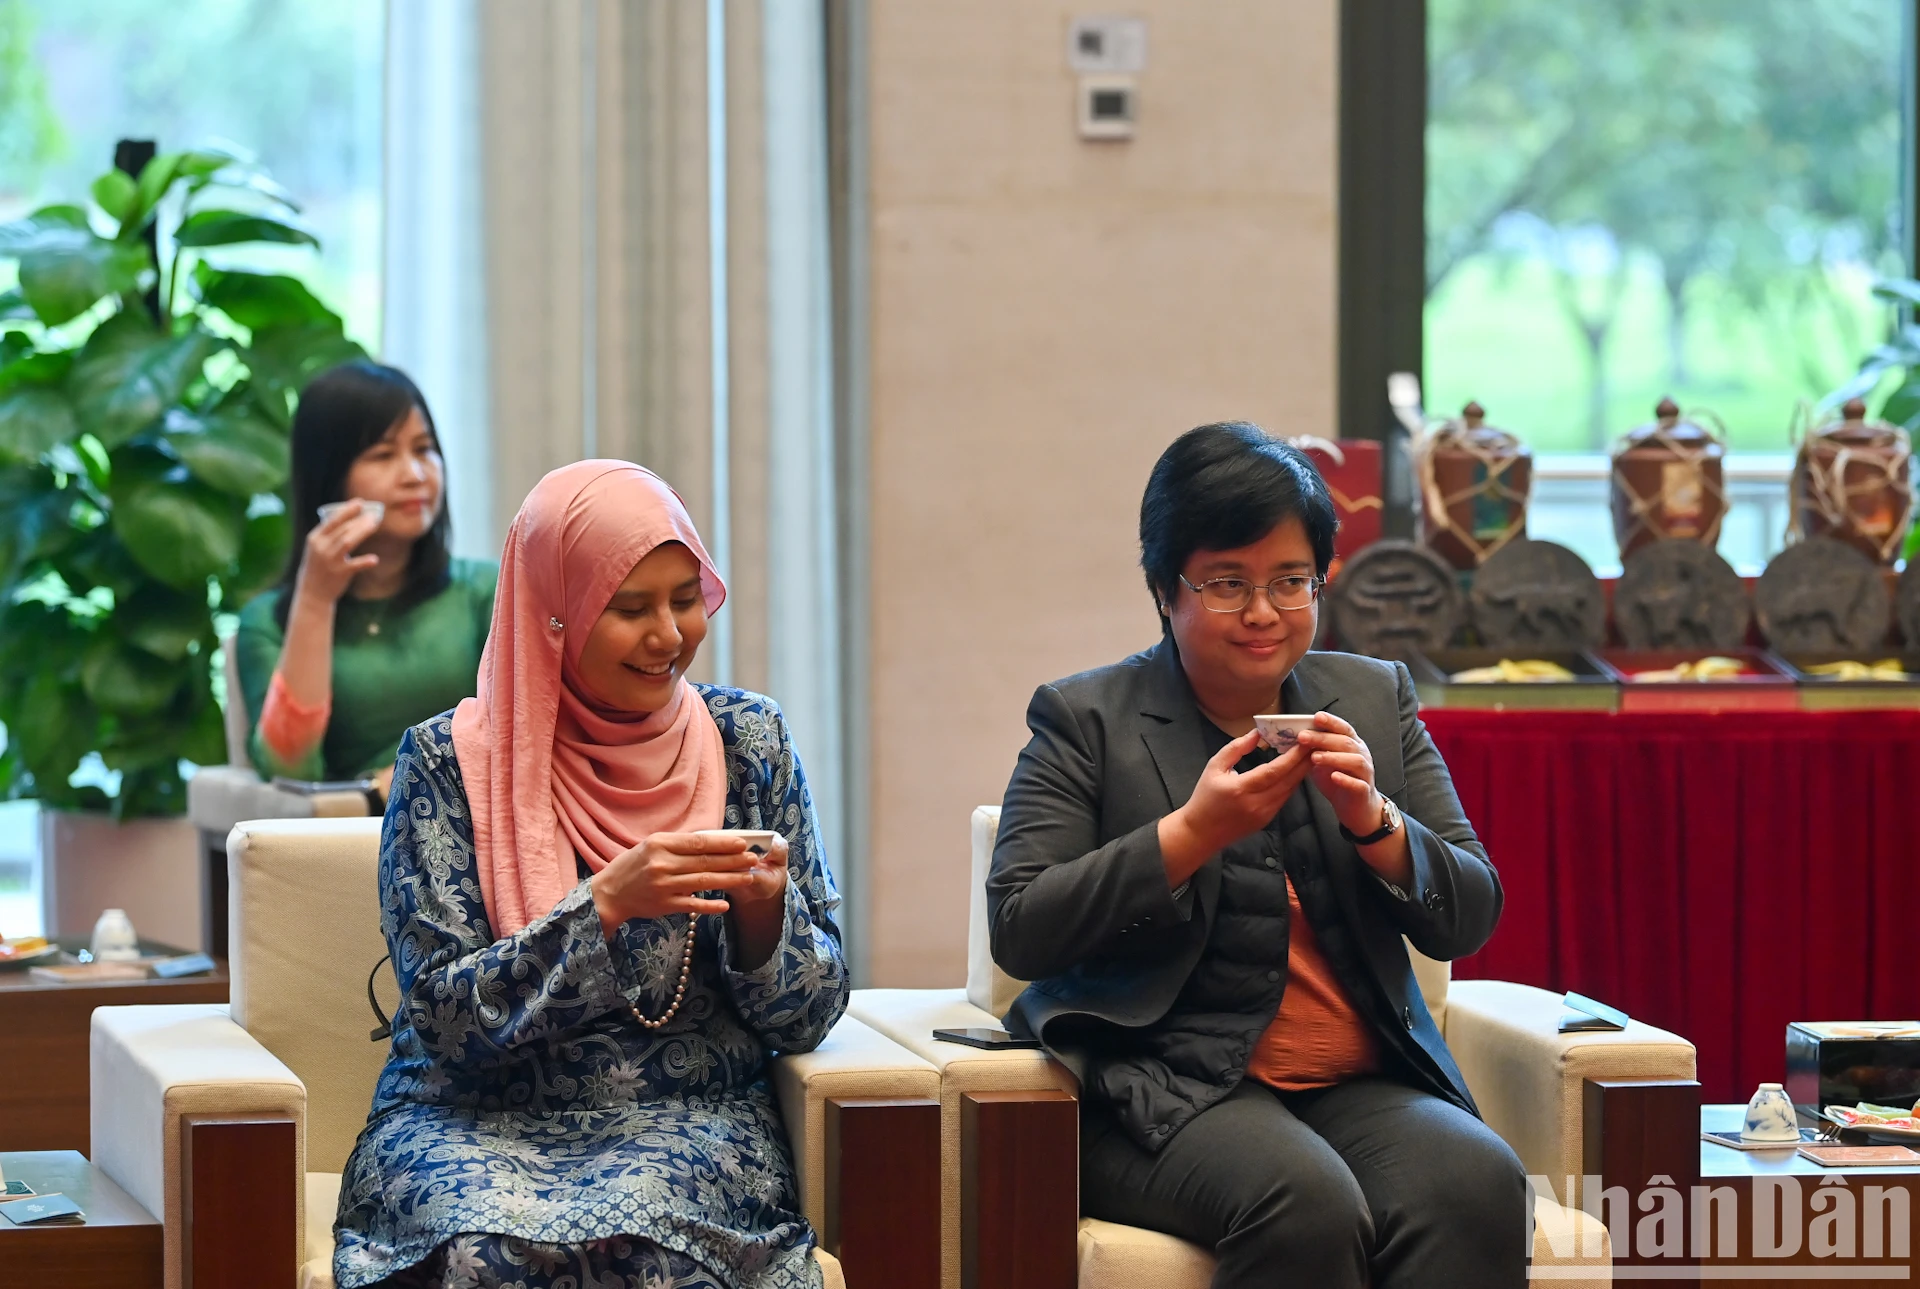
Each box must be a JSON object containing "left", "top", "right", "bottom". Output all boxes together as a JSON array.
[
  {"left": 1424, "top": 0, "right": 1907, "bottom": 573},
  {"left": 0, "top": 0, "right": 384, "bottom": 344}
]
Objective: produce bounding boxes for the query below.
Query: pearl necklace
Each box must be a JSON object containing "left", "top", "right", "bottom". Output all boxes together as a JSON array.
[{"left": 628, "top": 914, "right": 698, "bottom": 1030}]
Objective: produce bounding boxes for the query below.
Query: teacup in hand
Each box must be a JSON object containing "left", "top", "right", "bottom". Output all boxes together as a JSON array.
[{"left": 1253, "top": 714, "right": 1317, "bottom": 753}]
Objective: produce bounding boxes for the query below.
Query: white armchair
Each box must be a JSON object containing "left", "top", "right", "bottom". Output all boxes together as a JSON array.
[
  {"left": 183, "top": 641, "right": 370, "bottom": 956},
  {"left": 848, "top": 806, "right": 1701, "bottom": 1289},
  {"left": 90, "top": 817, "right": 942, "bottom": 1289}
]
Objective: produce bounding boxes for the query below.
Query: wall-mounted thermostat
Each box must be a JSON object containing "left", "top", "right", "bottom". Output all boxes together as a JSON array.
[
  {"left": 1067, "top": 15, "right": 1148, "bottom": 74},
  {"left": 1078, "top": 74, "right": 1137, "bottom": 141}
]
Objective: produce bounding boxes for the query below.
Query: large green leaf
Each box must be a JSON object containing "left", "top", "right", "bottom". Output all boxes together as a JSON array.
[
  {"left": 244, "top": 322, "right": 365, "bottom": 423},
  {"left": 119, "top": 583, "right": 210, "bottom": 661},
  {"left": 91, "top": 170, "right": 138, "bottom": 224},
  {"left": 0, "top": 351, "right": 79, "bottom": 463},
  {"left": 16, "top": 231, "right": 150, "bottom": 326},
  {"left": 9, "top": 671, "right": 96, "bottom": 789},
  {"left": 1883, "top": 378, "right": 1920, "bottom": 432},
  {"left": 194, "top": 264, "right": 339, "bottom": 331},
  {"left": 82, "top": 636, "right": 185, "bottom": 716},
  {"left": 160, "top": 406, "right": 288, "bottom": 495},
  {"left": 68, "top": 312, "right": 219, "bottom": 448},
  {"left": 108, "top": 448, "right": 245, "bottom": 589},
  {"left": 49, "top": 527, "right": 144, "bottom": 601},
  {"left": 0, "top": 205, "right": 89, "bottom": 253},
  {"left": 0, "top": 466, "right": 73, "bottom": 582},
  {"left": 223, "top": 509, "right": 292, "bottom": 607},
  {"left": 128, "top": 153, "right": 185, "bottom": 233},
  {"left": 0, "top": 386, "right": 76, "bottom": 463},
  {"left": 173, "top": 209, "right": 317, "bottom": 249}
]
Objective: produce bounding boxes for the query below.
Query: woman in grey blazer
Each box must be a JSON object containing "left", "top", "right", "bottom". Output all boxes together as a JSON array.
[{"left": 987, "top": 423, "right": 1526, "bottom": 1288}]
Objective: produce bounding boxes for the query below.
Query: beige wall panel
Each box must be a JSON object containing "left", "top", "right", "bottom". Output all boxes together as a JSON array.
[{"left": 863, "top": 0, "right": 1338, "bottom": 984}]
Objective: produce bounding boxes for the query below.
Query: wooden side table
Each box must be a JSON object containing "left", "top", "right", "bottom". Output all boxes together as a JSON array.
[
  {"left": 0, "top": 940, "right": 228, "bottom": 1154},
  {"left": 0, "top": 1150, "right": 161, "bottom": 1288}
]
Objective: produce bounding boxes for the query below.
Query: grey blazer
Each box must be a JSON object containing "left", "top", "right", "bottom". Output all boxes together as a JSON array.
[{"left": 986, "top": 638, "right": 1501, "bottom": 1113}]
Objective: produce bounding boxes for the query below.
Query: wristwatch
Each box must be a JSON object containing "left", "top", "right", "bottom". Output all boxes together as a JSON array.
[{"left": 1340, "top": 795, "right": 1402, "bottom": 846}]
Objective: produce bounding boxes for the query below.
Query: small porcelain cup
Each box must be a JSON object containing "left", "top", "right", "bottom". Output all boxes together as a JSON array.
[
  {"left": 694, "top": 829, "right": 780, "bottom": 857},
  {"left": 90, "top": 908, "right": 140, "bottom": 963},
  {"left": 1741, "top": 1082, "right": 1800, "bottom": 1143},
  {"left": 1253, "top": 714, "right": 1318, "bottom": 753}
]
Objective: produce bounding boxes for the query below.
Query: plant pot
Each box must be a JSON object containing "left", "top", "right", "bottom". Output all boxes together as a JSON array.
[{"left": 37, "top": 809, "right": 202, "bottom": 952}]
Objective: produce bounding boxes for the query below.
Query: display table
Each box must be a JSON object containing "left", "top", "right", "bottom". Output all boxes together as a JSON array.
[
  {"left": 1424, "top": 708, "right": 1920, "bottom": 1103},
  {"left": 0, "top": 940, "right": 228, "bottom": 1154},
  {"left": 0, "top": 1150, "right": 161, "bottom": 1288}
]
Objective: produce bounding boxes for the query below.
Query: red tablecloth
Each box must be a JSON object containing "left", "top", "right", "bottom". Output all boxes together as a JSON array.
[{"left": 1422, "top": 708, "right": 1920, "bottom": 1103}]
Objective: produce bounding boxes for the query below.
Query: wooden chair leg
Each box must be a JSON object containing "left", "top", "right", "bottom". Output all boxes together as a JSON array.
[
  {"left": 960, "top": 1089, "right": 1077, "bottom": 1289},
  {"left": 182, "top": 1116, "right": 296, "bottom": 1289},
  {"left": 826, "top": 1096, "right": 941, "bottom": 1289}
]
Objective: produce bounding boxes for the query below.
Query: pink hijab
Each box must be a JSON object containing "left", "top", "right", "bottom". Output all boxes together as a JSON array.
[{"left": 452, "top": 461, "right": 729, "bottom": 936}]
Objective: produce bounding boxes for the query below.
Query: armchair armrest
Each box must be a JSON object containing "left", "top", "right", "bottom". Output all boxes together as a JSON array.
[
  {"left": 1446, "top": 979, "right": 1695, "bottom": 1193},
  {"left": 186, "top": 766, "right": 370, "bottom": 835},
  {"left": 848, "top": 989, "right": 1078, "bottom": 1289},
  {"left": 770, "top": 1014, "right": 941, "bottom": 1230},
  {"left": 92, "top": 1003, "right": 307, "bottom": 1289}
]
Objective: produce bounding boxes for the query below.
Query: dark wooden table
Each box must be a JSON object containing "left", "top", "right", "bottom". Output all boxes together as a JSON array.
[
  {"left": 0, "top": 1150, "right": 161, "bottom": 1288},
  {"left": 0, "top": 939, "right": 228, "bottom": 1154}
]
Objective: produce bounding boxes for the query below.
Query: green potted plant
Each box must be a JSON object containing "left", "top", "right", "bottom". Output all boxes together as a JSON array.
[
  {"left": 1829, "top": 277, "right": 1920, "bottom": 560},
  {"left": 0, "top": 144, "right": 361, "bottom": 941}
]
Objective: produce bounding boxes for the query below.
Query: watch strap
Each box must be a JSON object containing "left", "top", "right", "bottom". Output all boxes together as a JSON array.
[{"left": 1340, "top": 797, "right": 1400, "bottom": 846}]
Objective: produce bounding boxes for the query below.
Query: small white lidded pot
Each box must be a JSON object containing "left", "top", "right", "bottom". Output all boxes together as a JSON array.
[
  {"left": 1741, "top": 1082, "right": 1799, "bottom": 1143},
  {"left": 90, "top": 908, "right": 140, "bottom": 962}
]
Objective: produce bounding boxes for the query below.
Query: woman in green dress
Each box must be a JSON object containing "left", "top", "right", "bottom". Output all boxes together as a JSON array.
[{"left": 234, "top": 362, "right": 495, "bottom": 801}]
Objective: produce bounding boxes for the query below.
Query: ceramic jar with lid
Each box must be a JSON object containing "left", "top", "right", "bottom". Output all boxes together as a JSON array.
[
  {"left": 1610, "top": 396, "right": 1728, "bottom": 559},
  {"left": 1792, "top": 397, "right": 1913, "bottom": 564},
  {"left": 1414, "top": 401, "right": 1532, "bottom": 570}
]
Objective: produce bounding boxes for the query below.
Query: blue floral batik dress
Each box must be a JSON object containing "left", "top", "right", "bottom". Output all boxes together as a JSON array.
[{"left": 332, "top": 687, "right": 849, "bottom": 1289}]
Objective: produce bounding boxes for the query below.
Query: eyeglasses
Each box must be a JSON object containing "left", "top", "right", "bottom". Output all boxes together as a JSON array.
[{"left": 1178, "top": 573, "right": 1325, "bottom": 613}]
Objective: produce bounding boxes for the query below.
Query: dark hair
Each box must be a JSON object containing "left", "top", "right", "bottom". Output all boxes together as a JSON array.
[
  {"left": 272, "top": 361, "right": 452, "bottom": 628},
  {"left": 1139, "top": 421, "right": 1338, "bottom": 627}
]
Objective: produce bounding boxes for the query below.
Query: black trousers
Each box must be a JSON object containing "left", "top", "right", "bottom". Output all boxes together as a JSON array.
[{"left": 1082, "top": 1076, "right": 1529, "bottom": 1289}]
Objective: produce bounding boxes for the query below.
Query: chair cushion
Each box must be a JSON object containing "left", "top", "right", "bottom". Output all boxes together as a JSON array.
[
  {"left": 964, "top": 804, "right": 1451, "bottom": 1025},
  {"left": 229, "top": 817, "right": 390, "bottom": 1175},
  {"left": 1073, "top": 1197, "right": 1609, "bottom": 1289}
]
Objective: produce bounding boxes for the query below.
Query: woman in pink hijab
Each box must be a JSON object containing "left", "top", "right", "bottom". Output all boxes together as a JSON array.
[{"left": 333, "top": 461, "right": 848, "bottom": 1289}]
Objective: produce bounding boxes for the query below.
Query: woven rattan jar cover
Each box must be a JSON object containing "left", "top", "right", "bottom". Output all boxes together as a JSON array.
[
  {"left": 1791, "top": 397, "right": 1913, "bottom": 565},
  {"left": 1610, "top": 396, "right": 1727, "bottom": 559},
  {"left": 1415, "top": 401, "right": 1532, "bottom": 570}
]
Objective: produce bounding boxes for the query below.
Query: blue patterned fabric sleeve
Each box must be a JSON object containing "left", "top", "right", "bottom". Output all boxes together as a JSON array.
[
  {"left": 382, "top": 721, "right": 634, "bottom": 1069},
  {"left": 712, "top": 698, "right": 850, "bottom": 1055}
]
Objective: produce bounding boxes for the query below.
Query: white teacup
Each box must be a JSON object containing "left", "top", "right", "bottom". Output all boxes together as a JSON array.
[
  {"left": 1253, "top": 714, "right": 1318, "bottom": 753},
  {"left": 1741, "top": 1082, "right": 1800, "bottom": 1143},
  {"left": 695, "top": 829, "right": 780, "bottom": 857},
  {"left": 318, "top": 499, "right": 386, "bottom": 528}
]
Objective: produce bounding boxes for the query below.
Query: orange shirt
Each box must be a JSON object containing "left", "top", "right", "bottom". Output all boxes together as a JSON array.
[{"left": 1245, "top": 876, "right": 1381, "bottom": 1091}]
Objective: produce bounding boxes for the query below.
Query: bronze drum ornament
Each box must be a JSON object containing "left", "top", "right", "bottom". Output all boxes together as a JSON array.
[
  {"left": 1791, "top": 397, "right": 1913, "bottom": 565},
  {"left": 1613, "top": 540, "right": 1750, "bottom": 650},
  {"left": 1467, "top": 538, "right": 1605, "bottom": 651},
  {"left": 1413, "top": 401, "right": 1532, "bottom": 570},
  {"left": 1325, "top": 540, "right": 1466, "bottom": 660},
  {"left": 1610, "top": 397, "right": 1728, "bottom": 559},
  {"left": 1898, "top": 558, "right": 1920, "bottom": 648},
  {"left": 1755, "top": 537, "right": 1892, "bottom": 653}
]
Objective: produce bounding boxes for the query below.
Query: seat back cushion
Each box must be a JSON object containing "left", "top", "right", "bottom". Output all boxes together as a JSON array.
[
  {"left": 966, "top": 804, "right": 1450, "bottom": 1023},
  {"left": 221, "top": 635, "right": 254, "bottom": 769},
  {"left": 230, "top": 817, "right": 390, "bottom": 1174},
  {"left": 966, "top": 807, "right": 1027, "bottom": 1017}
]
